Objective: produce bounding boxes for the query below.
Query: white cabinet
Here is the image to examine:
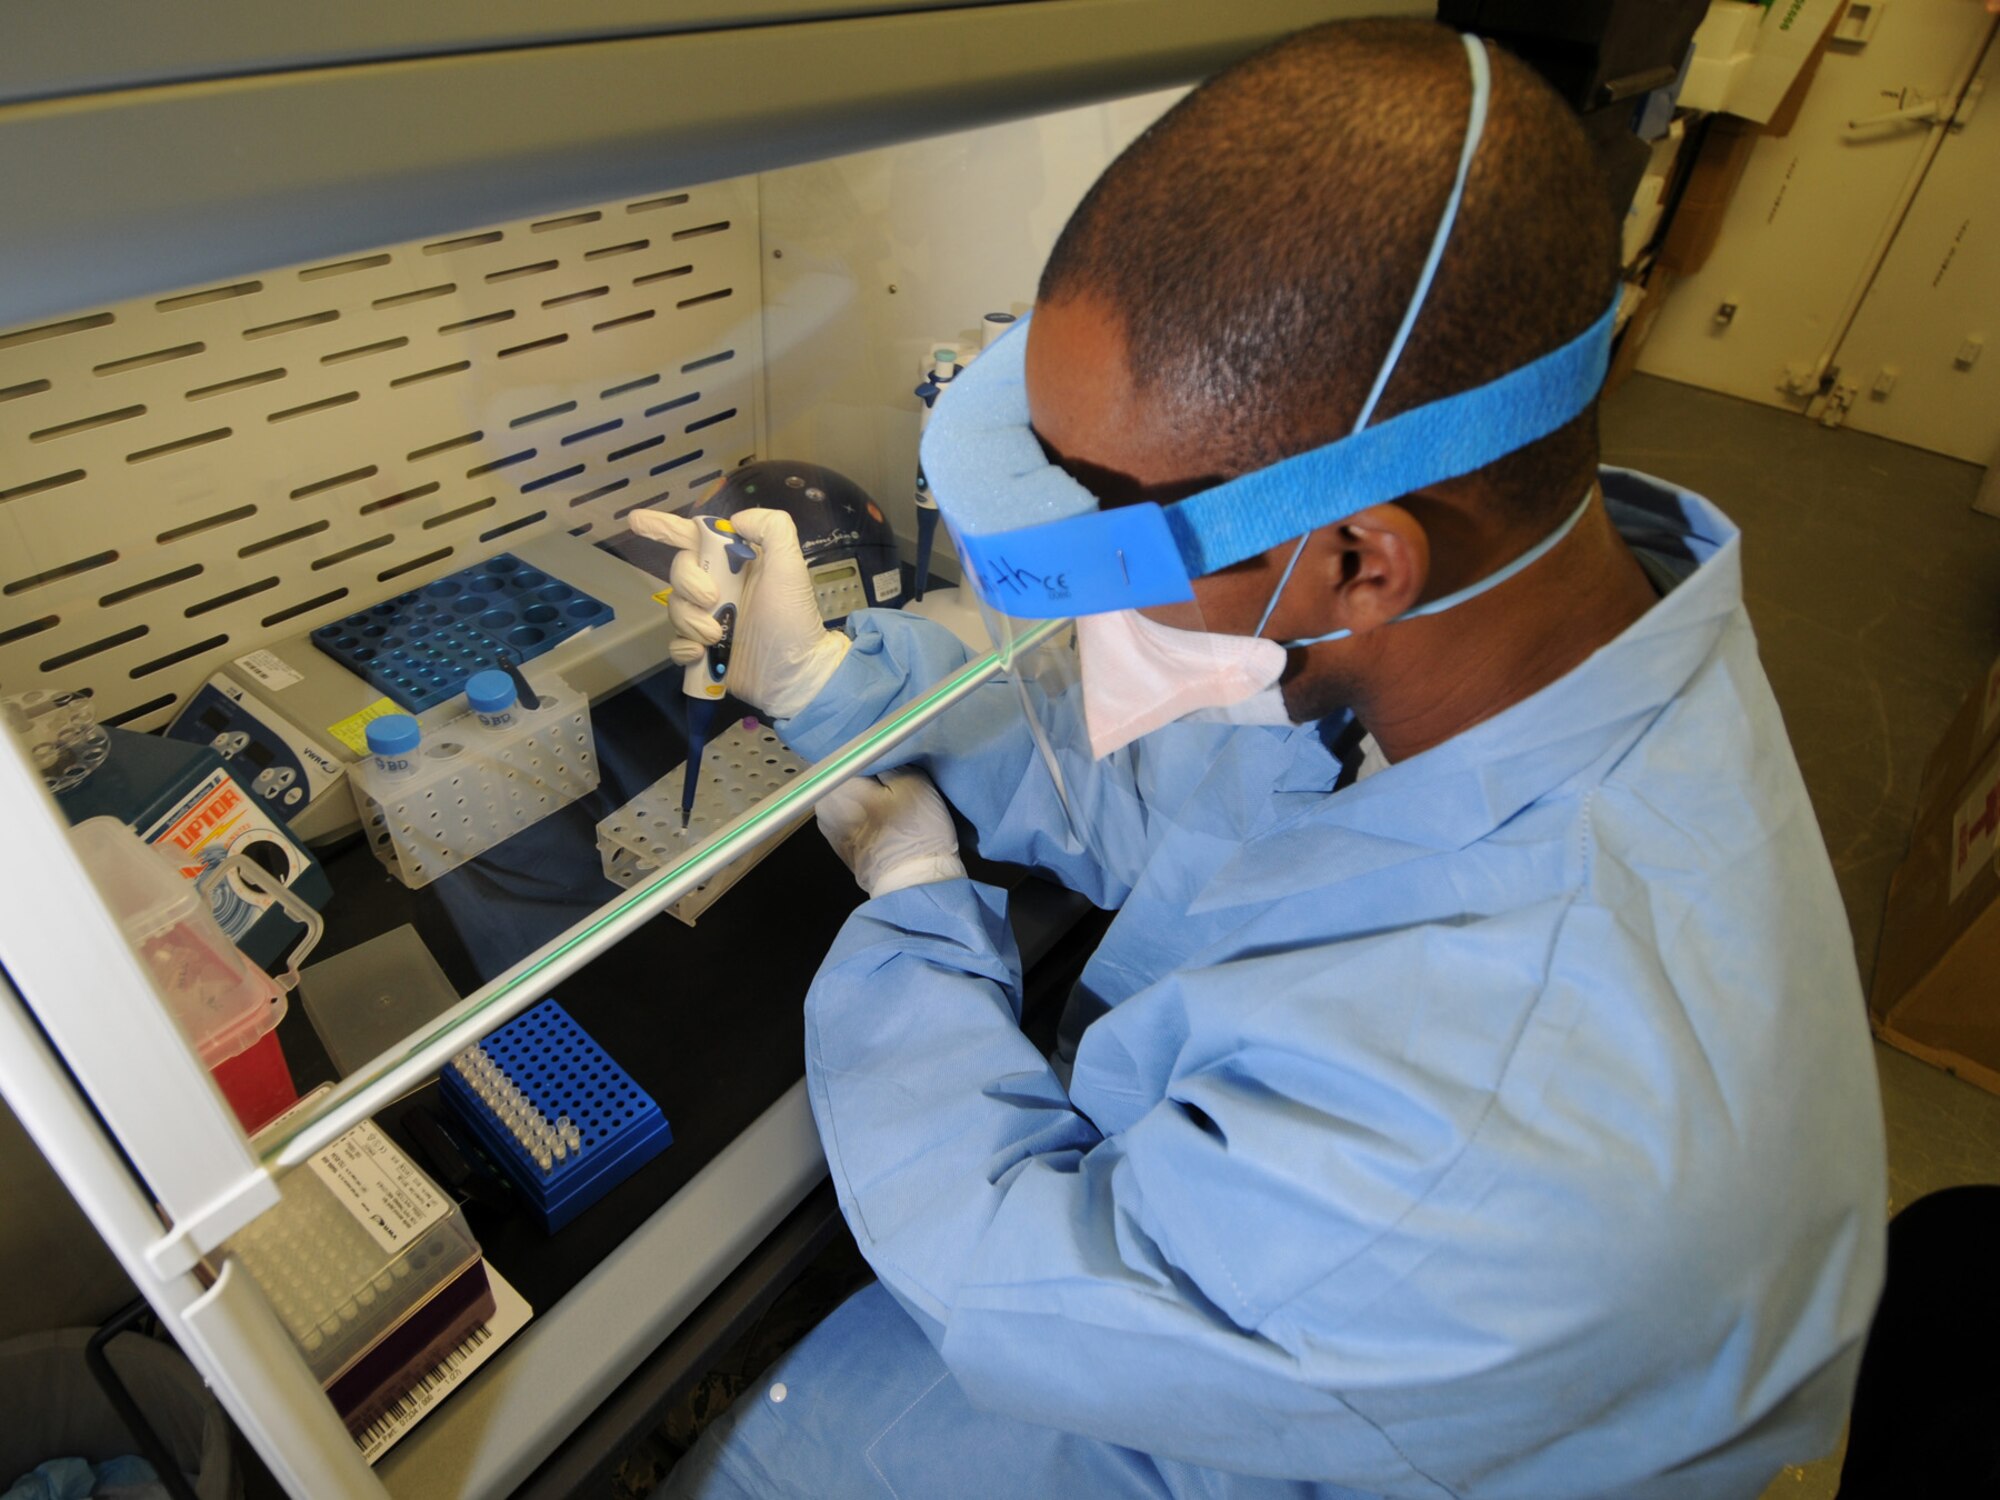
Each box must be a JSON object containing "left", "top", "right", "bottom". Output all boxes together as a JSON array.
[
  {"left": 1638, "top": 0, "right": 1997, "bottom": 464},
  {"left": 1831, "top": 34, "right": 2000, "bottom": 464}
]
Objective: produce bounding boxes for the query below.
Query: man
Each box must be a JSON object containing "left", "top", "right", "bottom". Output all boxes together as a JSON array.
[{"left": 636, "top": 19, "right": 1885, "bottom": 1498}]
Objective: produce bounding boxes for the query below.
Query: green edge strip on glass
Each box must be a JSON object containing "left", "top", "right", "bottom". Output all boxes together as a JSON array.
[{"left": 262, "top": 616, "right": 1069, "bottom": 1169}]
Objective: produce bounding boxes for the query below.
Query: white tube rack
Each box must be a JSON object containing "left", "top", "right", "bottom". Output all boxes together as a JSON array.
[{"left": 351, "top": 677, "right": 599, "bottom": 889}]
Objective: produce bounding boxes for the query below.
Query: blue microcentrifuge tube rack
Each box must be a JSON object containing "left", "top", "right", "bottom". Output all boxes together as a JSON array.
[
  {"left": 311, "top": 554, "right": 615, "bottom": 712},
  {"left": 438, "top": 999, "right": 671, "bottom": 1232}
]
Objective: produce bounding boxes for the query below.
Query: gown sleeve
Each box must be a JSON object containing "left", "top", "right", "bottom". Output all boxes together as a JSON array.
[
  {"left": 779, "top": 610, "right": 1161, "bottom": 910},
  {"left": 803, "top": 876, "right": 1469, "bottom": 1491}
]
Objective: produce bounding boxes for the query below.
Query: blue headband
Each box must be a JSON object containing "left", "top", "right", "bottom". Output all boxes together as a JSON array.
[{"left": 923, "top": 34, "right": 1619, "bottom": 620}]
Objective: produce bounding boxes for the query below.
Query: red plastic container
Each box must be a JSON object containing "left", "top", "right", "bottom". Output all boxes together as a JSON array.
[
  {"left": 209, "top": 1029, "right": 298, "bottom": 1133},
  {"left": 70, "top": 818, "right": 300, "bottom": 1130}
]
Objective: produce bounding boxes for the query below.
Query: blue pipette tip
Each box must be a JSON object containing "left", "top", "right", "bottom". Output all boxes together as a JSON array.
[{"left": 682, "top": 696, "right": 723, "bottom": 831}]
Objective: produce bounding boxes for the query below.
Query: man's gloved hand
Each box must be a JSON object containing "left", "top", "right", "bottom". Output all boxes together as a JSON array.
[
  {"left": 628, "top": 506, "right": 850, "bottom": 720},
  {"left": 816, "top": 768, "right": 967, "bottom": 899}
]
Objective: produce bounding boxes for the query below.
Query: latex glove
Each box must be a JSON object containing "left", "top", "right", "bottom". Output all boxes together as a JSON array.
[
  {"left": 816, "top": 767, "right": 966, "bottom": 898},
  {"left": 628, "top": 506, "right": 850, "bottom": 720}
]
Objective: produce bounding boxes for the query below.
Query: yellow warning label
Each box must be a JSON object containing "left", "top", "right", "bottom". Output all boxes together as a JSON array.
[
  {"left": 652, "top": 587, "right": 674, "bottom": 607},
  {"left": 327, "top": 698, "right": 402, "bottom": 757}
]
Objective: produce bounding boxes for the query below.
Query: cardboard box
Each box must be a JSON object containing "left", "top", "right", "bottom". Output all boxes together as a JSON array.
[
  {"left": 1656, "top": 114, "right": 1762, "bottom": 275},
  {"left": 1731, "top": 0, "right": 1847, "bottom": 123},
  {"left": 1758, "top": 3, "right": 1842, "bottom": 138},
  {"left": 1604, "top": 268, "right": 1673, "bottom": 401},
  {"left": 1873, "top": 736, "right": 2000, "bottom": 1095},
  {"left": 1913, "top": 652, "right": 2000, "bottom": 835}
]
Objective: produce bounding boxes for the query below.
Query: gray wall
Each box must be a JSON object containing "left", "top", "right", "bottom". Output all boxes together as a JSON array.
[{"left": 0, "top": 1096, "right": 134, "bottom": 1341}]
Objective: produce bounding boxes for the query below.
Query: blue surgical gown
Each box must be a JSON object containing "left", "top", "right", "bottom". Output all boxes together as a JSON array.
[{"left": 665, "top": 471, "right": 1887, "bottom": 1500}]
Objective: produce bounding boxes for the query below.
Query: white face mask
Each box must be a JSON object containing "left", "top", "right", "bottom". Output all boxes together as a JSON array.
[{"left": 1076, "top": 609, "right": 1290, "bottom": 759}]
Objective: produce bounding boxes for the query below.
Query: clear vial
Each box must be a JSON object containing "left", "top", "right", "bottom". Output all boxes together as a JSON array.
[
  {"left": 465, "top": 669, "right": 519, "bottom": 732},
  {"left": 365, "top": 714, "right": 423, "bottom": 779}
]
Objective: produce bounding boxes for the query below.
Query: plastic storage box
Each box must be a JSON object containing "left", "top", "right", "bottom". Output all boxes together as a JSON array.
[
  {"left": 225, "top": 1118, "right": 495, "bottom": 1437},
  {"left": 68, "top": 817, "right": 315, "bottom": 1132},
  {"left": 299, "top": 924, "right": 461, "bottom": 1078}
]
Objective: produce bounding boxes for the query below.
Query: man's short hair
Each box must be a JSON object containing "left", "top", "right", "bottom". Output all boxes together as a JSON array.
[{"left": 1038, "top": 19, "right": 1619, "bottom": 528}]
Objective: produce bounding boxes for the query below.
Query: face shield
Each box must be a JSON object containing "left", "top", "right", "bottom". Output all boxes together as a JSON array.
[{"left": 920, "top": 33, "right": 1615, "bottom": 837}]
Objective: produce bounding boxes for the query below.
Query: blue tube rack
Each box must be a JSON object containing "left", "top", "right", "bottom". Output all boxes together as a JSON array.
[
  {"left": 310, "top": 554, "right": 615, "bottom": 712},
  {"left": 439, "top": 999, "right": 671, "bottom": 1232}
]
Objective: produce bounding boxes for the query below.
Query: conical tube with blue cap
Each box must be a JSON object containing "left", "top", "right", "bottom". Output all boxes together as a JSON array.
[{"left": 679, "top": 514, "right": 759, "bottom": 828}]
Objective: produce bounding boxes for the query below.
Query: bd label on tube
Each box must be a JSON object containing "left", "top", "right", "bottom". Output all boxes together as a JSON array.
[
  {"left": 365, "top": 714, "right": 422, "bottom": 777},
  {"left": 464, "top": 669, "right": 519, "bottom": 731}
]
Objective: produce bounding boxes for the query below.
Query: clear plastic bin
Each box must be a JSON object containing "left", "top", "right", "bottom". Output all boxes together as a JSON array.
[
  {"left": 227, "top": 1115, "right": 495, "bottom": 1436},
  {"left": 68, "top": 817, "right": 319, "bottom": 1131}
]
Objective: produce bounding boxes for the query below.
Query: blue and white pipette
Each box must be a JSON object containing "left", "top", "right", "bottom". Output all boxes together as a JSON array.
[
  {"left": 680, "top": 515, "right": 759, "bottom": 828},
  {"left": 912, "top": 347, "right": 961, "bottom": 603}
]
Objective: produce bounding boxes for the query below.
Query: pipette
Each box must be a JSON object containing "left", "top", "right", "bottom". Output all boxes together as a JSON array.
[
  {"left": 912, "top": 347, "right": 960, "bottom": 603},
  {"left": 680, "top": 514, "right": 759, "bottom": 828}
]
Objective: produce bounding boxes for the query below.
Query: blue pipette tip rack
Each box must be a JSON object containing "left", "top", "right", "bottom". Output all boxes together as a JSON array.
[
  {"left": 439, "top": 999, "right": 671, "bottom": 1233},
  {"left": 309, "top": 554, "right": 614, "bottom": 712}
]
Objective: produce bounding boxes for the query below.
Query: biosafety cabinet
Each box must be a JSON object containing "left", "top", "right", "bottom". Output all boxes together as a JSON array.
[{"left": 0, "top": 4, "right": 1419, "bottom": 1494}]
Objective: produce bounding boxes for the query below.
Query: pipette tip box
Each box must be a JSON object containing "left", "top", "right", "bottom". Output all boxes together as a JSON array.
[
  {"left": 226, "top": 1115, "right": 495, "bottom": 1438},
  {"left": 439, "top": 999, "right": 671, "bottom": 1232}
]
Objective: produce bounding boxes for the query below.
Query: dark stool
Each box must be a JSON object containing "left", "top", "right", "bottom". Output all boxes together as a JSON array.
[{"left": 1839, "top": 1185, "right": 2000, "bottom": 1496}]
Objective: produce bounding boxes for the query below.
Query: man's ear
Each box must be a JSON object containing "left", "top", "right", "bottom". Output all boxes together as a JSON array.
[
  {"left": 1265, "top": 503, "right": 1428, "bottom": 640},
  {"left": 1335, "top": 504, "right": 1430, "bottom": 633}
]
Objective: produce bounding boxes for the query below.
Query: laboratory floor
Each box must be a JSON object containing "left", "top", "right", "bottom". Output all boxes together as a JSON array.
[
  {"left": 1600, "top": 375, "right": 2000, "bottom": 1499},
  {"left": 612, "top": 376, "right": 2000, "bottom": 1499}
]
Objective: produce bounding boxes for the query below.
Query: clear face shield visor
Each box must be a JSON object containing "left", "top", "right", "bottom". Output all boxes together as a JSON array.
[{"left": 922, "top": 33, "right": 1615, "bottom": 850}]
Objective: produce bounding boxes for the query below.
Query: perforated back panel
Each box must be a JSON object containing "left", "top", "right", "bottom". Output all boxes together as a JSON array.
[{"left": 0, "top": 180, "right": 763, "bottom": 732}]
